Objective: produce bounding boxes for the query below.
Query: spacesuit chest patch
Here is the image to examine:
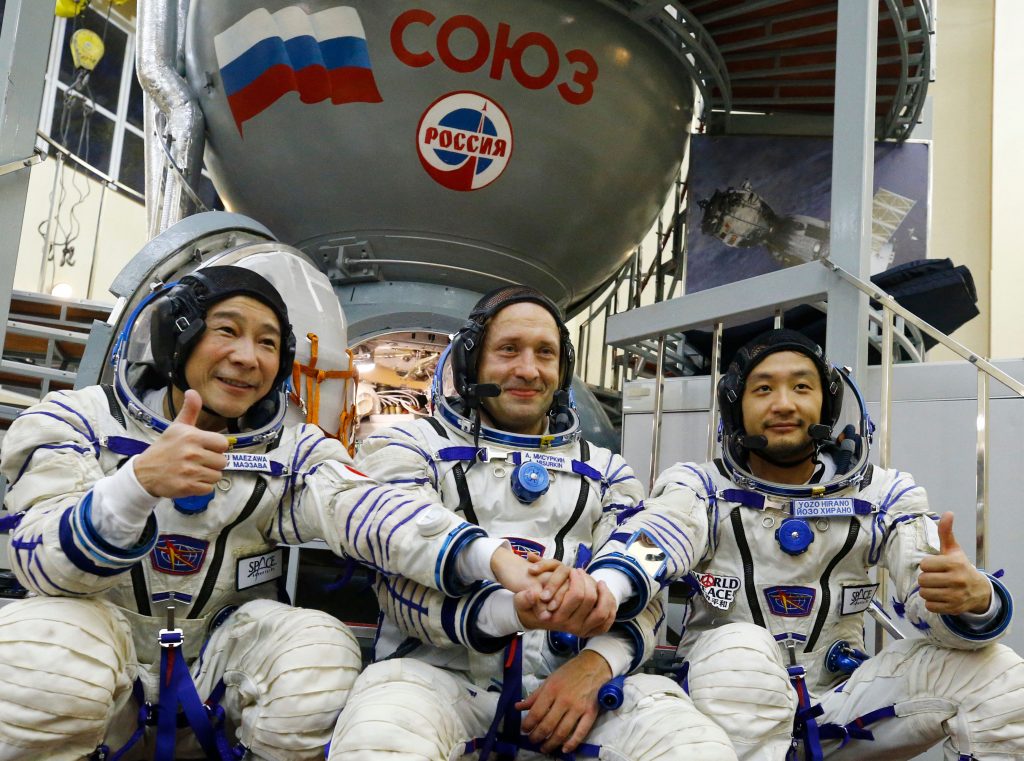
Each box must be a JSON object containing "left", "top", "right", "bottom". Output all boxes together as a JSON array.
[
  {"left": 506, "top": 537, "right": 546, "bottom": 559},
  {"left": 697, "top": 572, "right": 741, "bottom": 610},
  {"left": 791, "top": 498, "right": 855, "bottom": 518},
  {"left": 151, "top": 535, "right": 208, "bottom": 575},
  {"left": 840, "top": 584, "right": 879, "bottom": 615},
  {"left": 237, "top": 549, "right": 284, "bottom": 590},
  {"left": 763, "top": 586, "right": 816, "bottom": 617}
]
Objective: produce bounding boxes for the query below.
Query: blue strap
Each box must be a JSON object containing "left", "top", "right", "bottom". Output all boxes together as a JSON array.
[
  {"left": 477, "top": 635, "right": 524, "bottom": 761},
  {"left": 722, "top": 489, "right": 874, "bottom": 515},
  {"left": 819, "top": 704, "right": 896, "bottom": 747},
  {"left": 105, "top": 436, "right": 149, "bottom": 457},
  {"left": 720, "top": 489, "right": 767, "bottom": 509},
  {"left": 106, "top": 680, "right": 151, "bottom": 761},
  {"left": 570, "top": 460, "right": 603, "bottom": 482},
  {"left": 0, "top": 512, "right": 24, "bottom": 533},
  {"left": 154, "top": 637, "right": 222, "bottom": 761},
  {"left": 787, "top": 664, "right": 825, "bottom": 761},
  {"left": 436, "top": 446, "right": 484, "bottom": 462}
]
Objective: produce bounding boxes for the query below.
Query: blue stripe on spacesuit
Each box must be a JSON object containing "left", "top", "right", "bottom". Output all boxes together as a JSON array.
[
  {"left": 346, "top": 485, "right": 384, "bottom": 556},
  {"left": 647, "top": 512, "right": 695, "bottom": 566},
  {"left": 355, "top": 488, "right": 394, "bottom": 568},
  {"left": 14, "top": 543, "right": 43, "bottom": 593},
  {"left": 880, "top": 483, "right": 921, "bottom": 513},
  {"left": 379, "top": 495, "right": 420, "bottom": 566},
  {"left": 50, "top": 397, "right": 99, "bottom": 446},
  {"left": 679, "top": 465, "right": 716, "bottom": 513},
  {"left": 441, "top": 592, "right": 460, "bottom": 644},
  {"left": 10, "top": 533, "right": 43, "bottom": 590},
  {"left": 30, "top": 552, "right": 83, "bottom": 596},
  {"left": 12, "top": 442, "right": 94, "bottom": 484},
  {"left": 372, "top": 439, "right": 440, "bottom": 485},
  {"left": 58, "top": 507, "right": 128, "bottom": 577},
  {"left": 15, "top": 408, "right": 96, "bottom": 452},
  {"left": 389, "top": 478, "right": 431, "bottom": 485},
  {"left": 435, "top": 525, "right": 486, "bottom": 596}
]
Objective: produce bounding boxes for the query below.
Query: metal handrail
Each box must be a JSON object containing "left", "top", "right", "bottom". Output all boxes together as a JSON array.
[{"left": 827, "top": 258, "right": 1019, "bottom": 575}]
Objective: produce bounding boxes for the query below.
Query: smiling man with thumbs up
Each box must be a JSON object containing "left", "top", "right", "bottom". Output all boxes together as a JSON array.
[
  {"left": 0, "top": 262, "right": 553, "bottom": 761},
  {"left": 584, "top": 329, "right": 1024, "bottom": 760}
]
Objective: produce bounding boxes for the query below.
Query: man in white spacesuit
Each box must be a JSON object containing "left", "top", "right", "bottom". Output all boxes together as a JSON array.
[
  {"left": 0, "top": 265, "right": 546, "bottom": 761},
  {"left": 328, "top": 285, "right": 737, "bottom": 761},
  {"left": 588, "top": 328, "right": 1024, "bottom": 760}
]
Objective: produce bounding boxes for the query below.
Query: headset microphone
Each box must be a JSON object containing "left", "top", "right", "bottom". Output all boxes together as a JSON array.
[
  {"left": 739, "top": 434, "right": 768, "bottom": 450},
  {"left": 808, "top": 424, "right": 832, "bottom": 441},
  {"left": 469, "top": 383, "right": 501, "bottom": 400}
]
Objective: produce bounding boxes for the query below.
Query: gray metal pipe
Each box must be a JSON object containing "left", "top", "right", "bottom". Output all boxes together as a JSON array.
[{"left": 136, "top": 0, "right": 204, "bottom": 236}]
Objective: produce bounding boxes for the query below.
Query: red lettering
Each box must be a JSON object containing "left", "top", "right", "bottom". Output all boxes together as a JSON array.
[
  {"left": 480, "top": 136, "right": 493, "bottom": 154},
  {"left": 425, "top": 126, "right": 439, "bottom": 144},
  {"left": 558, "top": 49, "right": 599, "bottom": 105},
  {"left": 391, "top": 8, "right": 435, "bottom": 68},
  {"left": 489, "top": 22, "right": 515, "bottom": 83},
  {"left": 439, "top": 131, "right": 452, "bottom": 148},
  {"left": 508, "top": 31, "right": 559, "bottom": 90},
  {"left": 467, "top": 135, "right": 479, "bottom": 152},
  {"left": 454, "top": 132, "right": 466, "bottom": 151},
  {"left": 492, "top": 139, "right": 507, "bottom": 157},
  {"left": 437, "top": 15, "right": 490, "bottom": 74},
  {"left": 393, "top": 11, "right": 598, "bottom": 105}
]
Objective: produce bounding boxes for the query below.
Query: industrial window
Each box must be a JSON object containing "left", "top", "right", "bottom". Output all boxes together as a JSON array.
[{"left": 37, "top": 5, "right": 220, "bottom": 206}]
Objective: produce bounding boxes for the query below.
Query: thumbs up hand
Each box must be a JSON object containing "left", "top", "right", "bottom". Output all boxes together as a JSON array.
[
  {"left": 133, "top": 389, "right": 229, "bottom": 499},
  {"left": 917, "top": 512, "right": 992, "bottom": 615}
]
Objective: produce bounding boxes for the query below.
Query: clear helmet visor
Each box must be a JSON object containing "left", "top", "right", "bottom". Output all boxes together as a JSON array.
[
  {"left": 721, "top": 367, "right": 874, "bottom": 498},
  {"left": 111, "top": 286, "right": 288, "bottom": 444}
]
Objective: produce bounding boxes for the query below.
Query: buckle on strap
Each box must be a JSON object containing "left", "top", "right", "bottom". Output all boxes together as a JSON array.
[{"left": 158, "top": 605, "right": 184, "bottom": 648}]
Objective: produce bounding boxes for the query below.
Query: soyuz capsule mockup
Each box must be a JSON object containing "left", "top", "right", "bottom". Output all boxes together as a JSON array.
[{"left": 182, "top": 0, "right": 695, "bottom": 337}]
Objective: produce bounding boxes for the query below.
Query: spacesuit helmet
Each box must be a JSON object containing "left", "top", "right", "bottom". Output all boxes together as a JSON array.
[
  {"left": 432, "top": 285, "right": 580, "bottom": 447},
  {"left": 113, "top": 265, "right": 295, "bottom": 440},
  {"left": 717, "top": 328, "right": 871, "bottom": 496}
]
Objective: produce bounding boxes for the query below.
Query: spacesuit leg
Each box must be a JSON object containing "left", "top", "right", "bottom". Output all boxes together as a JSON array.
[
  {"left": 191, "top": 599, "right": 362, "bottom": 761},
  {"left": 584, "top": 673, "right": 737, "bottom": 761},
  {"left": 685, "top": 622, "right": 797, "bottom": 761},
  {"left": 0, "top": 596, "right": 138, "bottom": 761},
  {"left": 327, "top": 658, "right": 496, "bottom": 761},
  {"left": 818, "top": 638, "right": 1024, "bottom": 761}
]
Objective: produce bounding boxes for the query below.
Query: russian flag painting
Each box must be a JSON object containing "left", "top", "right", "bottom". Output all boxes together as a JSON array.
[{"left": 215, "top": 5, "right": 383, "bottom": 136}]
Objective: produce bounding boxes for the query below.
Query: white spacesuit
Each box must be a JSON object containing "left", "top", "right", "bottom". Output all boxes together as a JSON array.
[
  {"left": 329, "top": 286, "right": 736, "bottom": 761},
  {"left": 0, "top": 261, "right": 493, "bottom": 761},
  {"left": 590, "top": 329, "right": 1024, "bottom": 761}
]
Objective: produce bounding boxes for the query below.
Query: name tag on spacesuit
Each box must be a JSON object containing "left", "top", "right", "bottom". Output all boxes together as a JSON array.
[
  {"left": 516, "top": 452, "right": 572, "bottom": 473},
  {"left": 237, "top": 549, "right": 284, "bottom": 590},
  {"left": 791, "top": 498, "right": 856, "bottom": 518},
  {"left": 224, "top": 453, "right": 277, "bottom": 473}
]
